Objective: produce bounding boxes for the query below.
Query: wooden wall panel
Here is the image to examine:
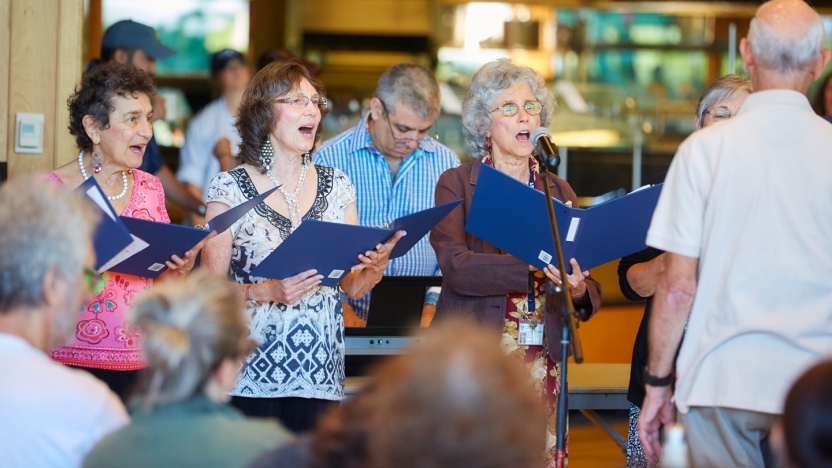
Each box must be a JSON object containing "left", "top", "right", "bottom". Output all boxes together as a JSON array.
[
  {"left": 55, "top": 0, "right": 84, "bottom": 167},
  {"left": 301, "top": 0, "right": 430, "bottom": 36},
  {"left": 0, "top": 0, "right": 10, "bottom": 164}
]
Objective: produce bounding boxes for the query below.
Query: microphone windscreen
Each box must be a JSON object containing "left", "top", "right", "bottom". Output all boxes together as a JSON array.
[{"left": 530, "top": 127, "right": 552, "bottom": 143}]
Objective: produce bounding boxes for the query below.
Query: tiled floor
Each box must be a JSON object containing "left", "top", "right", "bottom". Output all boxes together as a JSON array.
[{"left": 567, "top": 410, "right": 629, "bottom": 468}]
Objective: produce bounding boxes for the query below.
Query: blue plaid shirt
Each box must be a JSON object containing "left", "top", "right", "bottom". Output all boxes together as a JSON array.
[{"left": 314, "top": 114, "right": 461, "bottom": 320}]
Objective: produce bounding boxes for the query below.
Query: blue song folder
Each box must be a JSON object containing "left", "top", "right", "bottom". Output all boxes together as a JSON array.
[
  {"left": 466, "top": 164, "right": 662, "bottom": 274},
  {"left": 250, "top": 200, "right": 462, "bottom": 287},
  {"left": 76, "top": 177, "right": 134, "bottom": 272},
  {"left": 105, "top": 186, "right": 280, "bottom": 278}
]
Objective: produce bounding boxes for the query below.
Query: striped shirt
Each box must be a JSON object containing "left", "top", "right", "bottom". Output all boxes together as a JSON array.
[{"left": 315, "top": 114, "right": 461, "bottom": 319}]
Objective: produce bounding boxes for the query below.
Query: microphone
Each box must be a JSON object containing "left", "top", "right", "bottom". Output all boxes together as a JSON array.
[{"left": 530, "top": 127, "right": 560, "bottom": 171}]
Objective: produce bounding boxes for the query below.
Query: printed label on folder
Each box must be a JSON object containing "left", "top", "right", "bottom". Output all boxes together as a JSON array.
[
  {"left": 147, "top": 263, "right": 165, "bottom": 272},
  {"left": 328, "top": 269, "right": 344, "bottom": 279},
  {"left": 538, "top": 250, "right": 552, "bottom": 264},
  {"left": 566, "top": 217, "right": 581, "bottom": 242}
]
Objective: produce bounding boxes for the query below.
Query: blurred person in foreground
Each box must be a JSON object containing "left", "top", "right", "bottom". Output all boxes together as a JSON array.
[
  {"left": 83, "top": 271, "right": 293, "bottom": 468},
  {"left": 96, "top": 19, "right": 207, "bottom": 216},
  {"left": 249, "top": 317, "right": 546, "bottom": 468},
  {"left": 618, "top": 73, "right": 751, "bottom": 468},
  {"left": 202, "top": 59, "right": 401, "bottom": 432},
  {"left": 638, "top": 1, "right": 832, "bottom": 466},
  {"left": 315, "top": 63, "right": 460, "bottom": 327},
  {"left": 429, "top": 58, "right": 602, "bottom": 466},
  {"left": 45, "top": 61, "right": 207, "bottom": 400},
  {"left": 773, "top": 360, "right": 832, "bottom": 468},
  {"left": 177, "top": 49, "right": 252, "bottom": 224},
  {"left": 0, "top": 178, "right": 128, "bottom": 467}
]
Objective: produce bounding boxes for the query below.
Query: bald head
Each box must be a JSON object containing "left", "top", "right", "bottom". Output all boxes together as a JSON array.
[{"left": 748, "top": 0, "right": 825, "bottom": 75}]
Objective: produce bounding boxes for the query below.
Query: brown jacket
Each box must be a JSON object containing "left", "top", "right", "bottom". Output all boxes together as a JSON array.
[{"left": 430, "top": 161, "right": 602, "bottom": 361}]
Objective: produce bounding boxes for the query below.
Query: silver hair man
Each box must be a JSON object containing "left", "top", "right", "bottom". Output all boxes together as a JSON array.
[
  {"left": 461, "top": 58, "right": 556, "bottom": 159},
  {"left": 375, "top": 63, "right": 441, "bottom": 119}
]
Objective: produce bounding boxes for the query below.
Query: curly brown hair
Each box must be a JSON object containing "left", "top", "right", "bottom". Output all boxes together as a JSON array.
[
  {"left": 67, "top": 61, "right": 156, "bottom": 153},
  {"left": 236, "top": 59, "right": 328, "bottom": 173}
]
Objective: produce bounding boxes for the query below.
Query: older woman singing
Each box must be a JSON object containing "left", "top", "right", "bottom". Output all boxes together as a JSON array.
[
  {"left": 202, "top": 60, "right": 401, "bottom": 433},
  {"left": 430, "top": 58, "right": 602, "bottom": 465}
]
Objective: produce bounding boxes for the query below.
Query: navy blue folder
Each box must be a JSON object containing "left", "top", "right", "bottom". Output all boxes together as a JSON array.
[
  {"left": 250, "top": 200, "right": 462, "bottom": 287},
  {"left": 105, "top": 186, "right": 280, "bottom": 278},
  {"left": 466, "top": 164, "right": 663, "bottom": 274},
  {"left": 76, "top": 177, "right": 134, "bottom": 272}
]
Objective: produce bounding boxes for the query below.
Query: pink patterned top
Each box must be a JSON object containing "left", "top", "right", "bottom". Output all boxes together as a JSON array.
[{"left": 41, "top": 170, "right": 170, "bottom": 370}]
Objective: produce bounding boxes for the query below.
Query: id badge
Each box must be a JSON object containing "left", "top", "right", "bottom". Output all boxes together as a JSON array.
[{"left": 518, "top": 318, "right": 544, "bottom": 346}]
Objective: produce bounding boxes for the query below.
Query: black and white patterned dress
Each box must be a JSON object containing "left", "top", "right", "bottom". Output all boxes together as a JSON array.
[{"left": 207, "top": 165, "right": 356, "bottom": 401}]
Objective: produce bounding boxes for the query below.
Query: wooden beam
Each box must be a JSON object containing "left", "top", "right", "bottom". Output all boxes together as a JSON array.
[
  {"left": 55, "top": 0, "right": 84, "bottom": 167},
  {"left": 0, "top": 0, "right": 10, "bottom": 164}
]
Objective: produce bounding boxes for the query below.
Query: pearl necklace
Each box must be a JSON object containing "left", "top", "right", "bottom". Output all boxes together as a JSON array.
[
  {"left": 78, "top": 151, "right": 129, "bottom": 201},
  {"left": 267, "top": 161, "right": 309, "bottom": 230}
]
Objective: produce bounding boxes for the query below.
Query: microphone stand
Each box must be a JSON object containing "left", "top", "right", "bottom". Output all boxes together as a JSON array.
[{"left": 533, "top": 146, "right": 584, "bottom": 468}]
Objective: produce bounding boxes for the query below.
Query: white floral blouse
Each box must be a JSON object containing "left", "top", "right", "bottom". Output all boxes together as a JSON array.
[{"left": 207, "top": 165, "right": 356, "bottom": 400}]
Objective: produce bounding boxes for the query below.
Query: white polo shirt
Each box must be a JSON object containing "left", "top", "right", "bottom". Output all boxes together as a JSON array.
[
  {"left": 177, "top": 97, "right": 241, "bottom": 200},
  {"left": 0, "top": 333, "right": 129, "bottom": 467},
  {"left": 647, "top": 89, "right": 832, "bottom": 415}
]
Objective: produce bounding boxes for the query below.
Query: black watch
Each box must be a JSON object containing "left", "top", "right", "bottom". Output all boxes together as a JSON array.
[
  {"left": 196, "top": 204, "right": 207, "bottom": 216},
  {"left": 643, "top": 366, "right": 674, "bottom": 387}
]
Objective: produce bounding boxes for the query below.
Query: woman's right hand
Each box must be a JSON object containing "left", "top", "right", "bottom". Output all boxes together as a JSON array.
[{"left": 259, "top": 269, "right": 323, "bottom": 305}]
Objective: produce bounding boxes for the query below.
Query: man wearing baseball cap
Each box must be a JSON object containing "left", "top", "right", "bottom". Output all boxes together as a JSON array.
[
  {"left": 177, "top": 49, "right": 251, "bottom": 224},
  {"left": 95, "top": 19, "right": 207, "bottom": 217}
]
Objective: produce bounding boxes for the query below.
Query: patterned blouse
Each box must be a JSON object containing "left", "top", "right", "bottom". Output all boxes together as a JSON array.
[
  {"left": 43, "top": 169, "right": 169, "bottom": 371},
  {"left": 207, "top": 165, "right": 356, "bottom": 400}
]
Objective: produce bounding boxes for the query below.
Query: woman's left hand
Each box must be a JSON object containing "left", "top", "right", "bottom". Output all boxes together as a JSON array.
[
  {"left": 351, "top": 230, "right": 407, "bottom": 276},
  {"left": 540, "top": 258, "right": 590, "bottom": 300},
  {"left": 164, "top": 231, "right": 217, "bottom": 277}
]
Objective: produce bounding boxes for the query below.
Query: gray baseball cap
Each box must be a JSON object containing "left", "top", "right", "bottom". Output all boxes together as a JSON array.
[{"left": 102, "top": 20, "right": 176, "bottom": 60}]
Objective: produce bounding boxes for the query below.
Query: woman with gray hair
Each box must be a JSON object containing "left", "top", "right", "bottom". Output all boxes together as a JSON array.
[
  {"left": 430, "top": 58, "right": 602, "bottom": 465},
  {"left": 617, "top": 73, "right": 750, "bottom": 468},
  {"left": 83, "top": 271, "right": 292, "bottom": 468}
]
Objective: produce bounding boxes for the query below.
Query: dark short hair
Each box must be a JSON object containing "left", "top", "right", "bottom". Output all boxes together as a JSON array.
[
  {"left": 783, "top": 360, "right": 832, "bottom": 468},
  {"left": 68, "top": 61, "right": 156, "bottom": 153},
  {"left": 235, "top": 59, "right": 328, "bottom": 173}
]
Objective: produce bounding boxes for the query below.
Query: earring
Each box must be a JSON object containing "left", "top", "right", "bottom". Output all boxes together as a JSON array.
[
  {"left": 260, "top": 139, "right": 275, "bottom": 171},
  {"left": 485, "top": 136, "right": 492, "bottom": 155},
  {"left": 91, "top": 151, "right": 103, "bottom": 173},
  {"left": 302, "top": 152, "right": 311, "bottom": 165}
]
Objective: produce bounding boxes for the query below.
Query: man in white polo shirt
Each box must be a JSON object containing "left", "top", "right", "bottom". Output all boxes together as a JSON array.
[
  {"left": 638, "top": 1, "right": 832, "bottom": 466},
  {"left": 0, "top": 179, "right": 128, "bottom": 467}
]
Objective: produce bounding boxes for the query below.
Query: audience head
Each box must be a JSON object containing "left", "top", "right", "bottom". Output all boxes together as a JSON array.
[
  {"left": 781, "top": 360, "right": 832, "bottom": 468},
  {"left": 211, "top": 48, "right": 251, "bottom": 94},
  {"left": 310, "top": 318, "right": 546, "bottom": 468},
  {"left": 101, "top": 19, "right": 175, "bottom": 76},
  {"left": 742, "top": 0, "right": 830, "bottom": 90},
  {"left": 68, "top": 61, "right": 157, "bottom": 165},
  {"left": 235, "top": 58, "right": 329, "bottom": 172},
  {"left": 130, "top": 270, "right": 255, "bottom": 410},
  {"left": 368, "top": 63, "right": 441, "bottom": 159},
  {"left": 462, "top": 58, "right": 555, "bottom": 160},
  {"left": 812, "top": 73, "right": 832, "bottom": 117},
  {"left": 695, "top": 74, "right": 752, "bottom": 129},
  {"left": 0, "top": 178, "right": 98, "bottom": 350}
]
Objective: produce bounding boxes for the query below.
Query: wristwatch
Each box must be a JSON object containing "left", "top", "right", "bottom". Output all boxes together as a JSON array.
[
  {"left": 196, "top": 204, "right": 207, "bottom": 216},
  {"left": 643, "top": 366, "right": 674, "bottom": 387}
]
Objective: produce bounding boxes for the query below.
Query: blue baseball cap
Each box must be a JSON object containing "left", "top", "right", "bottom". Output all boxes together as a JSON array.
[
  {"left": 211, "top": 49, "right": 245, "bottom": 75},
  {"left": 102, "top": 20, "right": 176, "bottom": 60}
]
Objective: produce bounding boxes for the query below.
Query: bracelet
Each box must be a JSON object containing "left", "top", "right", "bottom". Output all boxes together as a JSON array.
[
  {"left": 245, "top": 285, "right": 252, "bottom": 302},
  {"left": 643, "top": 365, "right": 674, "bottom": 387}
]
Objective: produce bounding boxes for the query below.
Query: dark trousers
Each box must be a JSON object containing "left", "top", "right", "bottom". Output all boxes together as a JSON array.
[
  {"left": 71, "top": 366, "right": 140, "bottom": 404},
  {"left": 230, "top": 396, "right": 334, "bottom": 433}
]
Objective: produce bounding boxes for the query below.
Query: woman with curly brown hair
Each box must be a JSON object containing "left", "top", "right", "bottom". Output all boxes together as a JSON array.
[
  {"left": 202, "top": 59, "right": 402, "bottom": 432},
  {"left": 43, "top": 61, "right": 205, "bottom": 401}
]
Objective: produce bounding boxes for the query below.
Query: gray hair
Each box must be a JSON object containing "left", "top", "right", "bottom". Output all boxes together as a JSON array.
[
  {"left": 130, "top": 270, "right": 254, "bottom": 410},
  {"left": 695, "top": 74, "right": 753, "bottom": 125},
  {"left": 461, "top": 58, "right": 556, "bottom": 159},
  {"left": 0, "top": 178, "right": 98, "bottom": 313},
  {"left": 748, "top": 11, "right": 825, "bottom": 76},
  {"left": 375, "top": 63, "right": 441, "bottom": 119}
]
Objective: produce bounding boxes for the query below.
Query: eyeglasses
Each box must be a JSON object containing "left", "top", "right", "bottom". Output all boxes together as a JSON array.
[
  {"left": 85, "top": 269, "right": 107, "bottom": 295},
  {"left": 490, "top": 101, "right": 543, "bottom": 117},
  {"left": 275, "top": 93, "right": 328, "bottom": 111},
  {"left": 379, "top": 100, "right": 438, "bottom": 144},
  {"left": 705, "top": 108, "right": 737, "bottom": 120}
]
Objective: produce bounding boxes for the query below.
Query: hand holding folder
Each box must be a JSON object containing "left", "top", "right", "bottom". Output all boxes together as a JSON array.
[
  {"left": 250, "top": 200, "right": 462, "bottom": 287},
  {"left": 466, "top": 164, "right": 662, "bottom": 274}
]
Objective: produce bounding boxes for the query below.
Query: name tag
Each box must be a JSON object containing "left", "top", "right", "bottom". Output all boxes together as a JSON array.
[{"left": 518, "top": 318, "right": 544, "bottom": 346}]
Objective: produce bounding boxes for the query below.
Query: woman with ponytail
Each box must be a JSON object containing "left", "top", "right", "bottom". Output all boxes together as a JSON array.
[{"left": 82, "top": 271, "right": 293, "bottom": 468}]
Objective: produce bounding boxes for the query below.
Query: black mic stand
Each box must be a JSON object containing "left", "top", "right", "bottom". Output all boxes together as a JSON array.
[{"left": 533, "top": 146, "right": 584, "bottom": 468}]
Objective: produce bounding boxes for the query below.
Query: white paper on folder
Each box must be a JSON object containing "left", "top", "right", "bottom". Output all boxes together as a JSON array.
[
  {"left": 565, "top": 217, "right": 581, "bottom": 242},
  {"left": 86, "top": 187, "right": 117, "bottom": 221},
  {"left": 97, "top": 234, "right": 150, "bottom": 273}
]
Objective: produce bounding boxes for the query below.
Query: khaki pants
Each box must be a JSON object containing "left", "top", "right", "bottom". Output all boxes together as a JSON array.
[{"left": 678, "top": 407, "right": 780, "bottom": 468}]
